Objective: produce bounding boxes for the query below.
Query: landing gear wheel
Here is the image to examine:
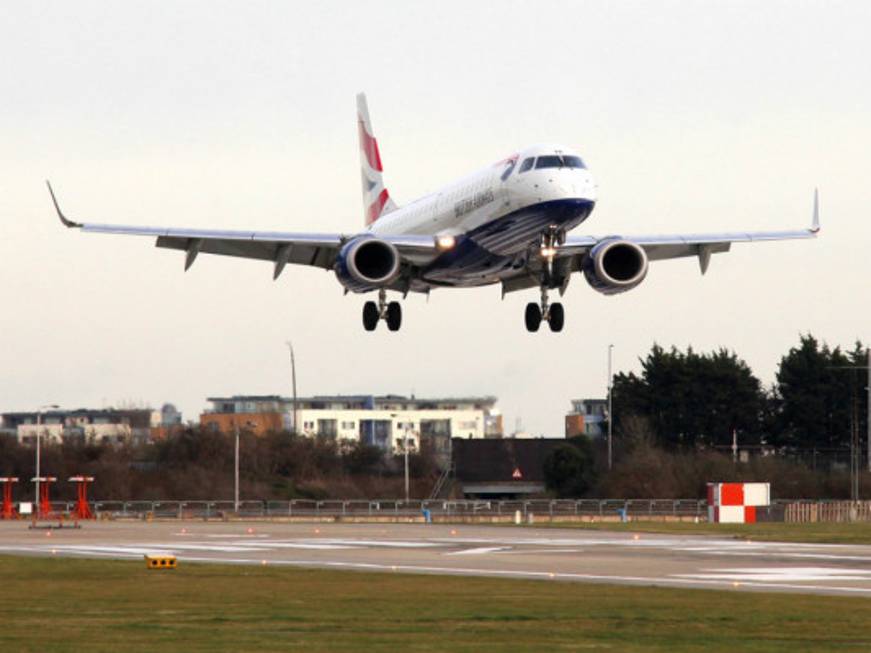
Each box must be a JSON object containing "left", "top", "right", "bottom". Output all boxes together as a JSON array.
[
  {"left": 548, "top": 302, "right": 564, "bottom": 332},
  {"left": 525, "top": 303, "right": 542, "bottom": 332},
  {"left": 386, "top": 301, "right": 402, "bottom": 331},
  {"left": 362, "top": 301, "right": 379, "bottom": 331}
]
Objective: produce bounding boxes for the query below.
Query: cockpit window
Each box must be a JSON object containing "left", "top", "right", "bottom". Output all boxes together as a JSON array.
[
  {"left": 535, "top": 155, "right": 563, "bottom": 169},
  {"left": 500, "top": 158, "right": 517, "bottom": 182},
  {"left": 519, "top": 157, "right": 535, "bottom": 173},
  {"left": 563, "top": 155, "right": 586, "bottom": 169},
  {"left": 534, "top": 154, "right": 586, "bottom": 170}
]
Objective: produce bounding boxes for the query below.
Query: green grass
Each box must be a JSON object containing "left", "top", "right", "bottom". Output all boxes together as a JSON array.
[
  {"left": 1, "top": 556, "right": 870, "bottom": 652},
  {"left": 528, "top": 520, "right": 871, "bottom": 544}
]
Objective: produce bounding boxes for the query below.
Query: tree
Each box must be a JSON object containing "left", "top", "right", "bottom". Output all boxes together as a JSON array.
[
  {"left": 773, "top": 335, "right": 866, "bottom": 450},
  {"left": 612, "top": 344, "right": 765, "bottom": 449},
  {"left": 543, "top": 437, "right": 596, "bottom": 497}
]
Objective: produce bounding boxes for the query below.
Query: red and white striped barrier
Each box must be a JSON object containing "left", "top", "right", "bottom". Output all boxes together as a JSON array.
[{"left": 707, "top": 482, "right": 770, "bottom": 523}]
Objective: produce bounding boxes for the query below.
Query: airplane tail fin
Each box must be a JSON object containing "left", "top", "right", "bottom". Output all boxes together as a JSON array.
[{"left": 357, "top": 93, "right": 397, "bottom": 226}]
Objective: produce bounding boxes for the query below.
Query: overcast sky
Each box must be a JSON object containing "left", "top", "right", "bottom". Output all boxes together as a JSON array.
[{"left": 1, "top": 1, "right": 869, "bottom": 435}]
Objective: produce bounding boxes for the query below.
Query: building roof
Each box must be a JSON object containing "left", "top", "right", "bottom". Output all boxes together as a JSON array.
[{"left": 206, "top": 394, "right": 498, "bottom": 405}]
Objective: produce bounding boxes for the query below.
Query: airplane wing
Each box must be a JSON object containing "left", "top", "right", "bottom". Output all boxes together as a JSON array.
[
  {"left": 47, "top": 182, "right": 438, "bottom": 279},
  {"left": 559, "top": 190, "right": 820, "bottom": 274},
  {"left": 500, "top": 191, "right": 819, "bottom": 295}
]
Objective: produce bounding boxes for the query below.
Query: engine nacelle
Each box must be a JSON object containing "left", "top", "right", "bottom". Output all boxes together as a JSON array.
[
  {"left": 583, "top": 239, "right": 648, "bottom": 295},
  {"left": 334, "top": 236, "right": 401, "bottom": 293}
]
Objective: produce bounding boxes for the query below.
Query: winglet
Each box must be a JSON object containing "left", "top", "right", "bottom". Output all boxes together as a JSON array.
[
  {"left": 811, "top": 188, "right": 820, "bottom": 233},
  {"left": 46, "top": 181, "right": 82, "bottom": 228}
]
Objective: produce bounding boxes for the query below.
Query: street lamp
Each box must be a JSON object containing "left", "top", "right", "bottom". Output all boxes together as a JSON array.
[
  {"left": 390, "top": 413, "right": 412, "bottom": 503},
  {"left": 607, "top": 345, "right": 614, "bottom": 471},
  {"left": 234, "top": 420, "right": 257, "bottom": 514},
  {"left": 34, "top": 404, "right": 59, "bottom": 512}
]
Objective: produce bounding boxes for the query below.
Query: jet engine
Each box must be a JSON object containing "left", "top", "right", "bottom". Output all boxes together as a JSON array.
[
  {"left": 334, "top": 236, "right": 401, "bottom": 293},
  {"left": 582, "top": 239, "right": 648, "bottom": 295}
]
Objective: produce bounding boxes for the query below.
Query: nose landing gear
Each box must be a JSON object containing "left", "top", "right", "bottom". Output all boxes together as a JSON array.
[
  {"left": 363, "top": 288, "right": 403, "bottom": 332},
  {"left": 525, "top": 226, "right": 566, "bottom": 333}
]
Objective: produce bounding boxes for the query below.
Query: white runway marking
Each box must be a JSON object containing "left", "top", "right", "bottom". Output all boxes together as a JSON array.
[
  {"left": 445, "top": 546, "right": 512, "bottom": 556},
  {"left": 677, "top": 567, "right": 871, "bottom": 582}
]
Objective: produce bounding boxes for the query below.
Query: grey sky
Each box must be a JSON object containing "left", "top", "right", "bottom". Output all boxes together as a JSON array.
[{"left": 2, "top": 1, "right": 869, "bottom": 435}]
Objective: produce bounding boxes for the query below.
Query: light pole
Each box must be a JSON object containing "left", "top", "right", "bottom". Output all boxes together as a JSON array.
[
  {"left": 34, "top": 404, "right": 59, "bottom": 512},
  {"left": 285, "top": 341, "right": 298, "bottom": 434},
  {"left": 607, "top": 344, "right": 614, "bottom": 471},
  {"left": 403, "top": 422, "right": 411, "bottom": 503},
  {"left": 234, "top": 421, "right": 240, "bottom": 513},
  {"left": 234, "top": 420, "right": 256, "bottom": 513},
  {"left": 867, "top": 348, "right": 870, "bottom": 473},
  {"left": 390, "top": 413, "right": 411, "bottom": 502}
]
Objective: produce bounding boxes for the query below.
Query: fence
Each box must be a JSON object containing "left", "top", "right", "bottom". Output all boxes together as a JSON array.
[
  {"left": 20, "top": 498, "right": 871, "bottom": 522},
  {"left": 783, "top": 500, "right": 871, "bottom": 523},
  {"left": 28, "top": 498, "right": 708, "bottom": 520}
]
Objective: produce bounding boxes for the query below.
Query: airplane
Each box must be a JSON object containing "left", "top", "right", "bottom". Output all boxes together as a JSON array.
[{"left": 48, "top": 93, "right": 819, "bottom": 333}]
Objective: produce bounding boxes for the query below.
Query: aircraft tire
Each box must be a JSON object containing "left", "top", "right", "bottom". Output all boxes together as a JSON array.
[
  {"left": 386, "top": 301, "right": 402, "bottom": 331},
  {"left": 525, "top": 303, "right": 541, "bottom": 332},
  {"left": 363, "top": 301, "right": 379, "bottom": 331},
  {"left": 549, "top": 302, "right": 565, "bottom": 332}
]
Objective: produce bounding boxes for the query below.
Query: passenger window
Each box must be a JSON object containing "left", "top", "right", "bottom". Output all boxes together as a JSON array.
[
  {"left": 563, "top": 155, "right": 586, "bottom": 169},
  {"left": 535, "top": 155, "right": 563, "bottom": 169},
  {"left": 518, "top": 158, "right": 535, "bottom": 173}
]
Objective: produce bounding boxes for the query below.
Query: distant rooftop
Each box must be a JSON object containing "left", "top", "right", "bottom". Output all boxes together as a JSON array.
[{"left": 207, "top": 394, "right": 498, "bottom": 404}]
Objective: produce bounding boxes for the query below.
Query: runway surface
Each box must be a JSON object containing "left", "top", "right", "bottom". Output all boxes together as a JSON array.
[{"left": 2, "top": 521, "right": 871, "bottom": 597}]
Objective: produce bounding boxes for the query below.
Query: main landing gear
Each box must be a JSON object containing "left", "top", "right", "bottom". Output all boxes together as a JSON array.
[
  {"left": 525, "top": 287, "right": 564, "bottom": 333},
  {"left": 525, "top": 226, "right": 566, "bottom": 333},
  {"left": 363, "top": 288, "right": 402, "bottom": 332}
]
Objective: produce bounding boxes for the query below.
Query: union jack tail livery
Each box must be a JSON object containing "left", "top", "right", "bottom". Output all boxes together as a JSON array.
[{"left": 357, "top": 93, "right": 396, "bottom": 226}]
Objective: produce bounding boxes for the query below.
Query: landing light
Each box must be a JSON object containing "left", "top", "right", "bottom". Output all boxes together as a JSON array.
[
  {"left": 540, "top": 246, "right": 557, "bottom": 258},
  {"left": 436, "top": 234, "right": 456, "bottom": 251}
]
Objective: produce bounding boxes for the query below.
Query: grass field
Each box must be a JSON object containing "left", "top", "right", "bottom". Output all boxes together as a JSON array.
[
  {"left": 1, "top": 556, "right": 870, "bottom": 652},
  {"left": 529, "top": 520, "right": 871, "bottom": 544}
]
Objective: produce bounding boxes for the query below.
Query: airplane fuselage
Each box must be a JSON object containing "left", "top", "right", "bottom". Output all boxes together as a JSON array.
[{"left": 368, "top": 144, "right": 597, "bottom": 290}]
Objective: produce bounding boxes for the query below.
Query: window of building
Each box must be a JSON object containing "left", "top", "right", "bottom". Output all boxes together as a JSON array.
[
  {"left": 421, "top": 419, "right": 451, "bottom": 437},
  {"left": 317, "top": 419, "right": 337, "bottom": 438},
  {"left": 341, "top": 421, "right": 356, "bottom": 430}
]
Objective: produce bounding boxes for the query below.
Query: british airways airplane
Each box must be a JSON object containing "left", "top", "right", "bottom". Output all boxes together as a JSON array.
[{"left": 49, "top": 94, "right": 819, "bottom": 333}]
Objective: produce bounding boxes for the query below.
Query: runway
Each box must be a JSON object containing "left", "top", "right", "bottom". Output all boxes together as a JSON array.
[{"left": 2, "top": 521, "right": 871, "bottom": 597}]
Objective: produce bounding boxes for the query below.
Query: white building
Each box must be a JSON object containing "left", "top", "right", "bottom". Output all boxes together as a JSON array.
[
  {"left": 203, "top": 394, "right": 503, "bottom": 455},
  {"left": 2, "top": 408, "right": 166, "bottom": 444}
]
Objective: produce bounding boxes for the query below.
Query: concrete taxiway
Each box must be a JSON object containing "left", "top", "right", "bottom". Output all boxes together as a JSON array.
[{"left": 2, "top": 521, "right": 871, "bottom": 597}]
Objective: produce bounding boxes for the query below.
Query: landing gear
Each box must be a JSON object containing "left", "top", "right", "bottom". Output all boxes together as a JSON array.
[
  {"left": 548, "top": 302, "right": 564, "bottom": 332},
  {"left": 362, "top": 289, "right": 403, "bottom": 332},
  {"left": 362, "top": 301, "right": 379, "bottom": 331},
  {"left": 525, "top": 283, "right": 565, "bottom": 333},
  {"left": 386, "top": 301, "right": 402, "bottom": 331},
  {"left": 525, "top": 303, "right": 542, "bottom": 332}
]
